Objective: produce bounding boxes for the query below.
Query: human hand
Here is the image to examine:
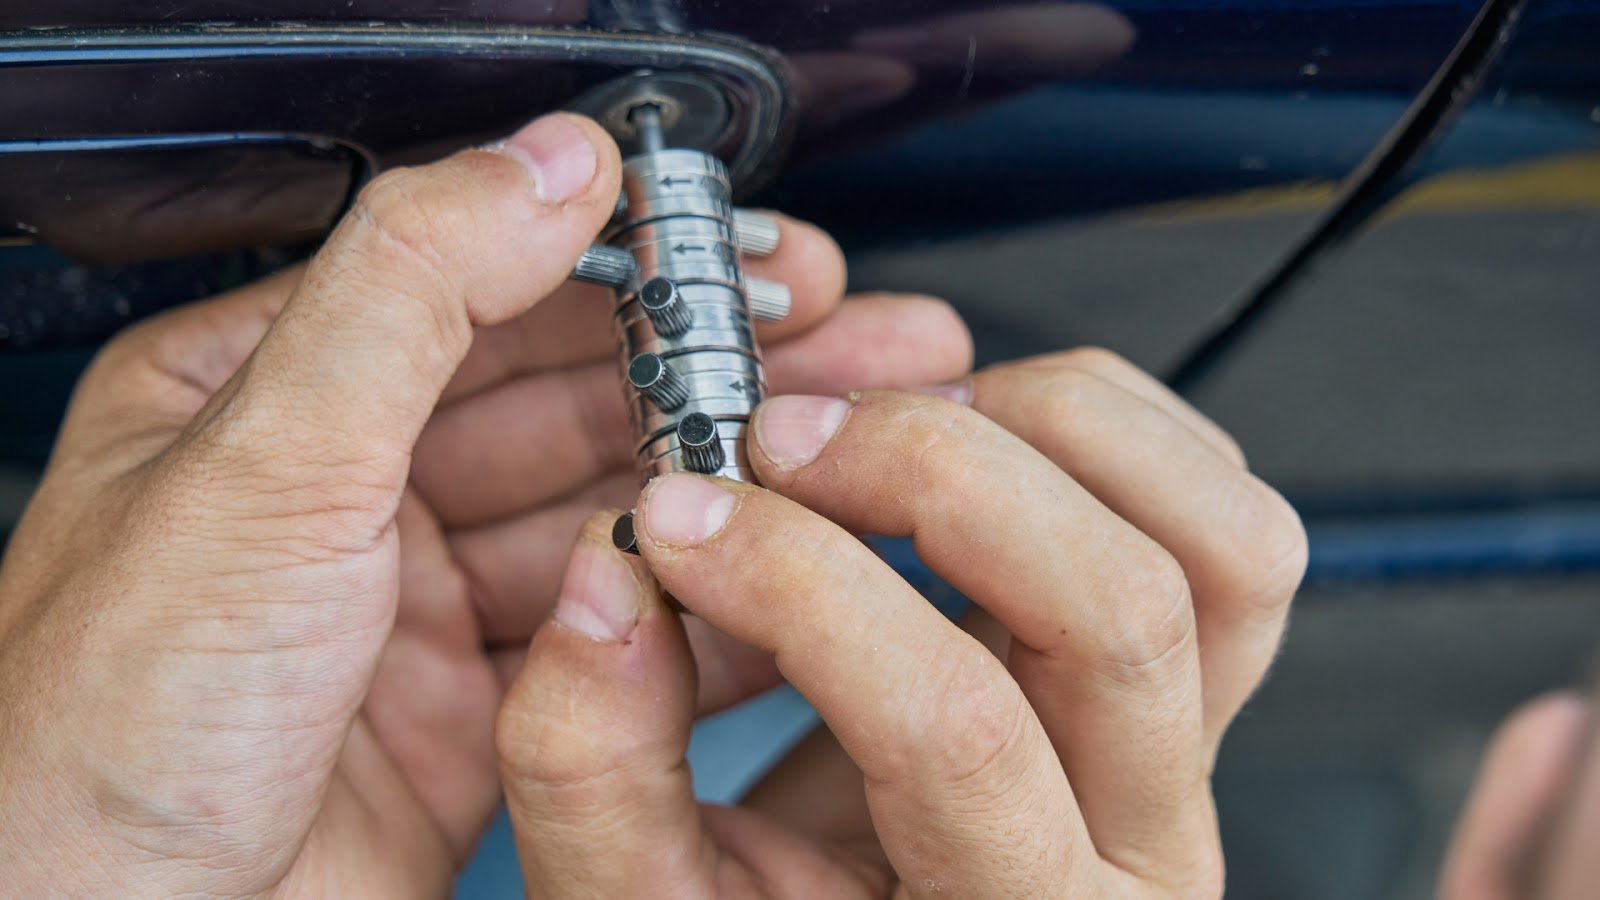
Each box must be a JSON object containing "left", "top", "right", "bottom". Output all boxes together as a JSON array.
[
  {"left": 497, "top": 350, "right": 1307, "bottom": 897},
  {"left": 0, "top": 113, "right": 972, "bottom": 896},
  {"left": 1441, "top": 691, "right": 1599, "bottom": 900}
]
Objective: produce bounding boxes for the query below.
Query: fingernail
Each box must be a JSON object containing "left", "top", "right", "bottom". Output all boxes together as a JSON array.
[
  {"left": 642, "top": 474, "right": 737, "bottom": 547},
  {"left": 910, "top": 379, "right": 972, "bottom": 405},
  {"left": 756, "top": 395, "right": 852, "bottom": 470},
  {"left": 553, "top": 543, "right": 641, "bottom": 642},
  {"left": 501, "top": 115, "right": 597, "bottom": 203}
]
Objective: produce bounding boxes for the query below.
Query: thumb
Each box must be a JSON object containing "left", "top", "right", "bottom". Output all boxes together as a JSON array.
[
  {"left": 177, "top": 113, "right": 620, "bottom": 502},
  {"left": 497, "top": 511, "right": 716, "bottom": 898}
]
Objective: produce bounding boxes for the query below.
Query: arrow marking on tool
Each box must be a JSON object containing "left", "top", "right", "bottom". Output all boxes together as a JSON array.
[
  {"left": 672, "top": 244, "right": 706, "bottom": 255},
  {"left": 660, "top": 176, "right": 693, "bottom": 188}
]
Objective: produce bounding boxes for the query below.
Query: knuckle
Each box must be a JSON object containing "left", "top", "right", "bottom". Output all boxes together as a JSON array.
[
  {"left": 1229, "top": 484, "right": 1309, "bottom": 618},
  {"left": 1211, "top": 431, "right": 1249, "bottom": 469},
  {"left": 1184, "top": 843, "right": 1227, "bottom": 900},
  {"left": 898, "top": 646, "right": 1038, "bottom": 793},
  {"left": 495, "top": 686, "right": 581, "bottom": 787},
  {"left": 1048, "top": 346, "right": 1249, "bottom": 467},
  {"left": 493, "top": 694, "right": 540, "bottom": 780},
  {"left": 76, "top": 319, "right": 163, "bottom": 401},
  {"left": 1095, "top": 541, "right": 1198, "bottom": 685},
  {"left": 83, "top": 325, "right": 141, "bottom": 379},
  {"left": 890, "top": 394, "right": 998, "bottom": 491},
  {"left": 494, "top": 676, "right": 637, "bottom": 795},
  {"left": 1021, "top": 366, "right": 1102, "bottom": 448},
  {"left": 346, "top": 168, "right": 456, "bottom": 281},
  {"left": 1058, "top": 345, "right": 1132, "bottom": 374},
  {"left": 331, "top": 167, "right": 477, "bottom": 350}
]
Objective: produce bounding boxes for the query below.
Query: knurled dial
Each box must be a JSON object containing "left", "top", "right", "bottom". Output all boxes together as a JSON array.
[{"left": 568, "top": 104, "right": 790, "bottom": 553}]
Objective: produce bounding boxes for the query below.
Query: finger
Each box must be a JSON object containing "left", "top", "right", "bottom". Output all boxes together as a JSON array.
[
  {"left": 363, "top": 490, "right": 501, "bottom": 860},
  {"left": 1521, "top": 693, "right": 1600, "bottom": 900},
  {"left": 636, "top": 474, "right": 1094, "bottom": 898},
  {"left": 163, "top": 114, "right": 621, "bottom": 518},
  {"left": 497, "top": 513, "right": 834, "bottom": 895},
  {"left": 970, "top": 359, "right": 1306, "bottom": 750},
  {"left": 414, "top": 293, "right": 971, "bottom": 528},
  {"left": 442, "top": 213, "right": 849, "bottom": 404},
  {"left": 452, "top": 476, "right": 784, "bottom": 714},
  {"left": 488, "top": 612, "right": 782, "bottom": 718},
  {"left": 743, "top": 606, "right": 1009, "bottom": 843},
  {"left": 1440, "top": 693, "right": 1591, "bottom": 900},
  {"left": 54, "top": 264, "right": 305, "bottom": 471},
  {"left": 745, "top": 390, "right": 1218, "bottom": 884},
  {"left": 679, "top": 614, "right": 783, "bottom": 715},
  {"left": 451, "top": 470, "right": 639, "bottom": 643},
  {"left": 1003, "top": 347, "right": 1245, "bottom": 467},
  {"left": 497, "top": 512, "right": 717, "bottom": 898}
]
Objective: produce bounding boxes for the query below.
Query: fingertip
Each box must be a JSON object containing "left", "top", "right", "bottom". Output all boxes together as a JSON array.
[
  {"left": 637, "top": 474, "right": 751, "bottom": 552},
  {"left": 846, "top": 293, "right": 975, "bottom": 372},
  {"left": 765, "top": 292, "right": 974, "bottom": 396},
  {"left": 751, "top": 394, "right": 854, "bottom": 474},
  {"left": 904, "top": 293, "right": 976, "bottom": 374},
  {"left": 1490, "top": 691, "right": 1591, "bottom": 768}
]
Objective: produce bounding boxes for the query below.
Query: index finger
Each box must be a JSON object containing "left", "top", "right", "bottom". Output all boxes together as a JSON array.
[{"left": 635, "top": 474, "right": 1094, "bottom": 898}]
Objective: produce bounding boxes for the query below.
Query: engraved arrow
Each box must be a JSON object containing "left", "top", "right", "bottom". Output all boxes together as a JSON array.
[
  {"left": 672, "top": 243, "right": 707, "bottom": 255},
  {"left": 659, "top": 175, "right": 694, "bottom": 188}
]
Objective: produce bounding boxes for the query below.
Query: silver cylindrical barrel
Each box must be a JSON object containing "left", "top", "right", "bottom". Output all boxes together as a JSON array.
[{"left": 601, "top": 124, "right": 779, "bottom": 485}]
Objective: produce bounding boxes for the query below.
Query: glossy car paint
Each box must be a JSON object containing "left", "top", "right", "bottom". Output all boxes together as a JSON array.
[
  {"left": 0, "top": 0, "right": 1591, "bottom": 464},
  {"left": 2, "top": 1, "right": 1479, "bottom": 259}
]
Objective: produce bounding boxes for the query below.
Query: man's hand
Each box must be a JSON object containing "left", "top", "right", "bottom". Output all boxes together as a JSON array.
[
  {"left": 0, "top": 113, "right": 973, "bottom": 896},
  {"left": 498, "top": 350, "right": 1307, "bottom": 897}
]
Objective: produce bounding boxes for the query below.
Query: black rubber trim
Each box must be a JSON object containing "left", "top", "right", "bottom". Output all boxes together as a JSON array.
[
  {"left": 1163, "top": 0, "right": 1528, "bottom": 395},
  {"left": 0, "top": 24, "right": 794, "bottom": 191}
]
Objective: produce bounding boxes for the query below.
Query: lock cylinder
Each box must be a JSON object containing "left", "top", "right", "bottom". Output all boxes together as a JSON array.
[{"left": 569, "top": 99, "right": 790, "bottom": 550}]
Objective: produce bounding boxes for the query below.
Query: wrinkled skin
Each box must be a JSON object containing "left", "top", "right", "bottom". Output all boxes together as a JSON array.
[
  {"left": 498, "top": 347, "right": 1309, "bottom": 898},
  {"left": 0, "top": 114, "right": 974, "bottom": 897},
  {"left": 0, "top": 108, "right": 1316, "bottom": 900}
]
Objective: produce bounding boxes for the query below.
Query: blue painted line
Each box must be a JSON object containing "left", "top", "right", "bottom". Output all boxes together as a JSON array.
[{"left": 869, "top": 507, "right": 1600, "bottom": 596}]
